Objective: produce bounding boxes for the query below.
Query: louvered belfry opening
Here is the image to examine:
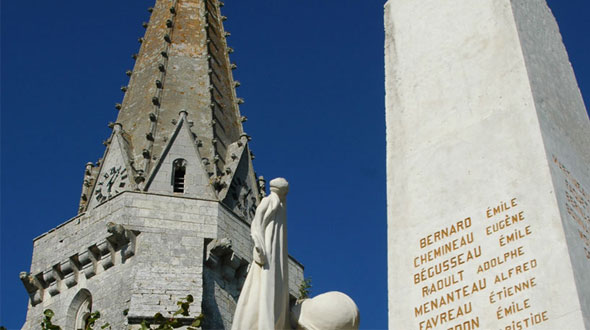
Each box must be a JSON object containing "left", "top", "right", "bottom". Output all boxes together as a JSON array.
[{"left": 172, "top": 159, "right": 187, "bottom": 193}]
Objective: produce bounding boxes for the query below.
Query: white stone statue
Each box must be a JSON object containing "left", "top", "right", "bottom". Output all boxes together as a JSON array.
[
  {"left": 291, "top": 292, "right": 360, "bottom": 330},
  {"left": 232, "top": 178, "right": 291, "bottom": 330},
  {"left": 232, "top": 177, "right": 360, "bottom": 330}
]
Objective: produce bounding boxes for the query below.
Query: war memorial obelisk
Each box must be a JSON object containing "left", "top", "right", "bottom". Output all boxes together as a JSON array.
[{"left": 385, "top": 0, "right": 590, "bottom": 329}]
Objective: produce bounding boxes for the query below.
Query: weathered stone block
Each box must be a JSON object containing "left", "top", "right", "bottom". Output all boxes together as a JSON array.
[{"left": 385, "top": 0, "right": 590, "bottom": 329}]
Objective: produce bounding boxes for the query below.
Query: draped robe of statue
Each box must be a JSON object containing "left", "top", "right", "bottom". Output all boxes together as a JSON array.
[{"left": 232, "top": 179, "right": 290, "bottom": 330}]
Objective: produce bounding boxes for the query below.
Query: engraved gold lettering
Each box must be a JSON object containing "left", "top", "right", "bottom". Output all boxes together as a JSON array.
[
  {"left": 414, "top": 246, "right": 481, "bottom": 284},
  {"left": 421, "top": 270, "right": 465, "bottom": 297},
  {"left": 445, "top": 317, "right": 480, "bottom": 330},
  {"left": 488, "top": 275, "right": 537, "bottom": 303},
  {"left": 414, "top": 233, "right": 474, "bottom": 268},
  {"left": 486, "top": 199, "right": 517, "bottom": 219},
  {"left": 501, "top": 310, "right": 548, "bottom": 330},
  {"left": 415, "top": 279, "right": 485, "bottom": 316},
  {"left": 496, "top": 298, "right": 530, "bottom": 320},
  {"left": 498, "top": 226, "right": 532, "bottom": 246},
  {"left": 476, "top": 246, "right": 524, "bottom": 274},
  {"left": 418, "top": 303, "right": 472, "bottom": 330},
  {"left": 420, "top": 218, "right": 472, "bottom": 249},
  {"left": 485, "top": 212, "right": 525, "bottom": 236}
]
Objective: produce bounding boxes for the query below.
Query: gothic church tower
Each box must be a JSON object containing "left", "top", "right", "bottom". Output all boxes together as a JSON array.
[{"left": 20, "top": 1, "right": 303, "bottom": 328}]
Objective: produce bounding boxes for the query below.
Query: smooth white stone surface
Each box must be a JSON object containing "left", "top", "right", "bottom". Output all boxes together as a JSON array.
[
  {"left": 291, "top": 291, "right": 360, "bottom": 330},
  {"left": 385, "top": 0, "right": 590, "bottom": 329},
  {"left": 232, "top": 178, "right": 291, "bottom": 330}
]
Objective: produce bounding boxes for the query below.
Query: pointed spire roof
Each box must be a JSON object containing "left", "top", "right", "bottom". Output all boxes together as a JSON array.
[
  {"left": 80, "top": 0, "right": 262, "bottom": 218},
  {"left": 117, "top": 0, "right": 244, "bottom": 179}
]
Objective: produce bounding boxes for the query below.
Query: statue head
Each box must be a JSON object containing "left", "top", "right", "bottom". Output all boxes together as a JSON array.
[{"left": 269, "top": 177, "right": 289, "bottom": 197}]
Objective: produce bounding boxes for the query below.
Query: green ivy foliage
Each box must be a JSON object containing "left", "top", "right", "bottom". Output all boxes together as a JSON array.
[
  {"left": 298, "top": 277, "right": 312, "bottom": 300},
  {"left": 40, "top": 309, "right": 61, "bottom": 330},
  {"left": 140, "top": 295, "right": 204, "bottom": 330},
  {"left": 40, "top": 295, "right": 203, "bottom": 330}
]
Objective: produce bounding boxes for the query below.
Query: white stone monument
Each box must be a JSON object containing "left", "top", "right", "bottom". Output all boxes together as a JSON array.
[
  {"left": 232, "top": 178, "right": 360, "bottom": 330},
  {"left": 232, "top": 178, "right": 291, "bottom": 330},
  {"left": 385, "top": 0, "right": 590, "bottom": 329}
]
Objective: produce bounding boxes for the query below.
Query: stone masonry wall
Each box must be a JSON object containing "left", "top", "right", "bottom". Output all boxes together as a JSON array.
[
  {"left": 201, "top": 204, "right": 304, "bottom": 328},
  {"left": 24, "top": 190, "right": 304, "bottom": 329},
  {"left": 24, "top": 191, "right": 218, "bottom": 328},
  {"left": 148, "top": 118, "right": 216, "bottom": 200},
  {"left": 23, "top": 192, "right": 303, "bottom": 329},
  {"left": 23, "top": 257, "right": 137, "bottom": 329}
]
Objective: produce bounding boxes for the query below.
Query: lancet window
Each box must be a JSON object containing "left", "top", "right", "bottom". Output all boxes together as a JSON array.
[{"left": 172, "top": 159, "right": 187, "bottom": 193}]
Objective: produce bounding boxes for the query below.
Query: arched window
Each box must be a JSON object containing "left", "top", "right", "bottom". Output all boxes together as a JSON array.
[
  {"left": 66, "top": 289, "right": 92, "bottom": 330},
  {"left": 172, "top": 159, "right": 187, "bottom": 193}
]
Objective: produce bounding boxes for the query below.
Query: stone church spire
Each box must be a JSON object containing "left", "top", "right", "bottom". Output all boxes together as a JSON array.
[
  {"left": 21, "top": 2, "right": 303, "bottom": 328},
  {"left": 79, "top": 0, "right": 260, "bottom": 220}
]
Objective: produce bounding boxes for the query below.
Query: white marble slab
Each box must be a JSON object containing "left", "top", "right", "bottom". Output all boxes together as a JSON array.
[{"left": 385, "top": 0, "right": 590, "bottom": 329}]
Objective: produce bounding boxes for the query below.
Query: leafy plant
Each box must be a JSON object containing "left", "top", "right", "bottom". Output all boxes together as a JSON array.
[
  {"left": 139, "top": 295, "right": 204, "bottom": 330},
  {"left": 39, "top": 295, "right": 202, "bottom": 330},
  {"left": 84, "top": 311, "right": 110, "bottom": 330},
  {"left": 40, "top": 309, "right": 110, "bottom": 330},
  {"left": 298, "top": 277, "right": 312, "bottom": 300},
  {"left": 40, "top": 309, "right": 61, "bottom": 330}
]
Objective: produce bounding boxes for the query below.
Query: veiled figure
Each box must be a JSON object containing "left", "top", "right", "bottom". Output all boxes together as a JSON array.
[{"left": 232, "top": 178, "right": 290, "bottom": 330}]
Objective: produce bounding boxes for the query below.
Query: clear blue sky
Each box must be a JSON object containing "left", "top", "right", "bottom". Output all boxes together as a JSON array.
[{"left": 1, "top": 1, "right": 589, "bottom": 329}]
